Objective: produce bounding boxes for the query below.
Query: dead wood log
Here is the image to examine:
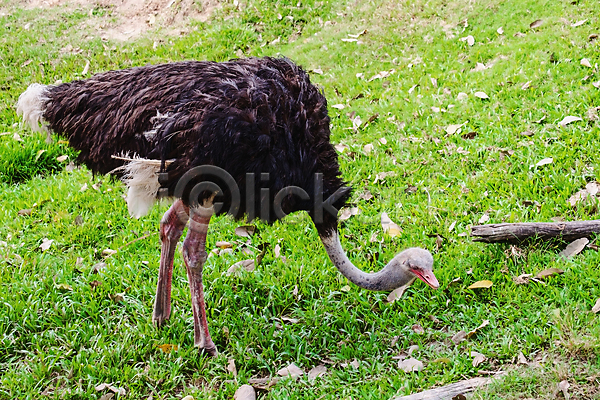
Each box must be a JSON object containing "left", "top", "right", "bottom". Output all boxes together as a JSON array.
[
  {"left": 392, "top": 373, "right": 505, "bottom": 400},
  {"left": 471, "top": 220, "right": 600, "bottom": 243}
]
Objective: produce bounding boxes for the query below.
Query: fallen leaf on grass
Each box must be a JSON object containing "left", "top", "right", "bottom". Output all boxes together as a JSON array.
[
  {"left": 457, "top": 92, "right": 468, "bottom": 101},
  {"left": 517, "top": 352, "right": 528, "bottom": 365},
  {"left": 381, "top": 212, "right": 402, "bottom": 237},
  {"left": 445, "top": 121, "right": 468, "bottom": 135},
  {"left": 216, "top": 241, "right": 233, "bottom": 249},
  {"left": 571, "top": 19, "right": 587, "bottom": 27},
  {"left": 234, "top": 385, "right": 255, "bottom": 400},
  {"left": 581, "top": 58, "right": 592, "bottom": 68},
  {"left": 467, "top": 280, "right": 493, "bottom": 289},
  {"left": 474, "top": 91, "right": 489, "bottom": 99},
  {"left": 592, "top": 299, "right": 600, "bottom": 313},
  {"left": 56, "top": 155, "right": 68, "bottom": 162},
  {"left": 558, "top": 238, "right": 589, "bottom": 259},
  {"left": 235, "top": 225, "right": 255, "bottom": 237},
  {"left": 335, "top": 143, "right": 349, "bottom": 152},
  {"left": 331, "top": 104, "right": 345, "bottom": 110},
  {"left": 156, "top": 343, "right": 178, "bottom": 353},
  {"left": 308, "top": 365, "right": 327, "bottom": 381},
  {"left": 109, "top": 292, "right": 125, "bottom": 303},
  {"left": 363, "top": 143, "right": 374, "bottom": 154},
  {"left": 530, "top": 19, "right": 543, "bottom": 29},
  {"left": 521, "top": 81, "right": 532, "bottom": 90},
  {"left": 513, "top": 273, "right": 533, "bottom": 285},
  {"left": 102, "top": 249, "right": 117, "bottom": 257},
  {"left": 386, "top": 282, "right": 412, "bottom": 303},
  {"left": 558, "top": 380, "right": 570, "bottom": 399},
  {"left": 18, "top": 209, "right": 32, "bottom": 216},
  {"left": 412, "top": 324, "right": 425, "bottom": 334},
  {"left": 535, "top": 157, "right": 553, "bottom": 167},
  {"left": 92, "top": 262, "right": 106, "bottom": 273},
  {"left": 466, "top": 320, "right": 490, "bottom": 339},
  {"left": 226, "top": 259, "right": 255, "bottom": 276},
  {"left": 460, "top": 35, "right": 475, "bottom": 46},
  {"left": 276, "top": 363, "right": 304, "bottom": 379},
  {"left": 535, "top": 267, "right": 564, "bottom": 279},
  {"left": 339, "top": 207, "right": 360, "bottom": 221},
  {"left": 398, "top": 357, "right": 424, "bottom": 372},
  {"left": 471, "top": 351, "right": 487, "bottom": 367},
  {"left": 558, "top": 116, "right": 582, "bottom": 126},
  {"left": 227, "top": 358, "right": 238, "bottom": 376},
  {"left": 478, "top": 214, "right": 490, "bottom": 224},
  {"left": 95, "top": 383, "right": 126, "bottom": 396},
  {"left": 451, "top": 330, "right": 467, "bottom": 345},
  {"left": 248, "top": 377, "right": 279, "bottom": 390},
  {"left": 40, "top": 238, "right": 53, "bottom": 251}
]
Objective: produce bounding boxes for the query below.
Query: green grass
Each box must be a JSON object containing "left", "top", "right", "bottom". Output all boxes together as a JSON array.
[{"left": 1, "top": 0, "right": 599, "bottom": 398}]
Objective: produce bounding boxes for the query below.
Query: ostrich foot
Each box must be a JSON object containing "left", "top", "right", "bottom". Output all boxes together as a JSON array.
[{"left": 152, "top": 199, "right": 189, "bottom": 327}]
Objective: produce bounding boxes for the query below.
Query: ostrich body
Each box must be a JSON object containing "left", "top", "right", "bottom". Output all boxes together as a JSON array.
[{"left": 17, "top": 57, "right": 439, "bottom": 355}]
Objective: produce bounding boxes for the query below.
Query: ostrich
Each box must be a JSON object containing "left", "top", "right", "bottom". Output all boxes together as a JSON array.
[{"left": 17, "top": 57, "right": 439, "bottom": 355}]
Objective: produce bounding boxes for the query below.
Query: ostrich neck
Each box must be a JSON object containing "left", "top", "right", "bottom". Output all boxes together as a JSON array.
[{"left": 319, "top": 232, "right": 415, "bottom": 291}]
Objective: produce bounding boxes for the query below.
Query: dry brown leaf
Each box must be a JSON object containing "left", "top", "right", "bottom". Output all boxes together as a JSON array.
[
  {"left": 430, "top": 77, "right": 438, "bottom": 87},
  {"left": 398, "top": 357, "right": 424, "bottom": 372},
  {"left": 517, "top": 352, "right": 528, "bottom": 365},
  {"left": 474, "top": 91, "right": 489, "bottom": 99},
  {"left": 468, "top": 280, "right": 493, "bottom": 289},
  {"left": 216, "top": 241, "right": 233, "bottom": 249},
  {"left": 233, "top": 385, "right": 256, "bottom": 400},
  {"left": 379, "top": 137, "right": 387, "bottom": 145},
  {"left": 592, "top": 299, "right": 600, "bottom": 313},
  {"left": 308, "top": 365, "right": 327, "bottom": 381},
  {"left": 235, "top": 225, "right": 255, "bottom": 237},
  {"left": 56, "top": 155, "right": 68, "bottom": 162},
  {"left": 513, "top": 273, "right": 532, "bottom": 285},
  {"left": 276, "top": 363, "right": 304, "bottom": 379},
  {"left": 18, "top": 208, "right": 32, "bottom": 216},
  {"left": 535, "top": 267, "right": 564, "bottom": 279},
  {"left": 40, "top": 238, "right": 53, "bottom": 251},
  {"left": 581, "top": 58, "right": 592, "bottom": 68},
  {"left": 521, "top": 81, "right": 531, "bottom": 90},
  {"left": 226, "top": 259, "right": 255, "bottom": 276},
  {"left": 535, "top": 157, "right": 553, "bottom": 167},
  {"left": 530, "top": 19, "right": 543, "bottom": 29},
  {"left": 466, "top": 320, "right": 490, "bottom": 339},
  {"left": 497, "top": 27, "right": 504, "bottom": 34},
  {"left": 363, "top": 143, "right": 374, "bottom": 154},
  {"left": 460, "top": 35, "right": 475, "bottom": 46},
  {"left": 471, "top": 351, "right": 487, "bottom": 367},
  {"left": 102, "top": 249, "right": 117, "bottom": 257},
  {"left": 381, "top": 212, "right": 402, "bottom": 237},
  {"left": 457, "top": 92, "right": 468, "bottom": 101},
  {"left": 478, "top": 214, "right": 490, "bottom": 224},
  {"left": 226, "top": 358, "right": 238, "bottom": 376},
  {"left": 451, "top": 330, "right": 467, "bottom": 345},
  {"left": 386, "top": 282, "right": 412, "bottom": 303},
  {"left": 335, "top": 143, "right": 349, "bottom": 152},
  {"left": 571, "top": 19, "right": 587, "bottom": 27},
  {"left": 359, "top": 190, "right": 373, "bottom": 201},
  {"left": 92, "top": 262, "right": 106, "bottom": 273},
  {"left": 558, "top": 380, "right": 570, "bottom": 399},
  {"left": 558, "top": 238, "right": 589, "bottom": 259},
  {"left": 559, "top": 116, "right": 582, "bottom": 126},
  {"left": 412, "top": 324, "right": 425, "bottom": 334},
  {"left": 55, "top": 283, "right": 73, "bottom": 291},
  {"left": 446, "top": 121, "right": 467, "bottom": 135}
]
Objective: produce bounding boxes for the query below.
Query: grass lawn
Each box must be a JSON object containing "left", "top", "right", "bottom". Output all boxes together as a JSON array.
[{"left": 1, "top": 0, "right": 599, "bottom": 398}]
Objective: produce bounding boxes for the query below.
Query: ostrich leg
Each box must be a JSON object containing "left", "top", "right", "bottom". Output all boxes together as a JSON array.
[
  {"left": 182, "top": 203, "right": 217, "bottom": 356},
  {"left": 153, "top": 199, "right": 189, "bottom": 326}
]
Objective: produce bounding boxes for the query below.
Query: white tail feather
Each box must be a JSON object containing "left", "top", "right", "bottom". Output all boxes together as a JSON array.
[
  {"left": 17, "top": 84, "right": 50, "bottom": 137},
  {"left": 122, "top": 158, "right": 162, "bottom": 218}
]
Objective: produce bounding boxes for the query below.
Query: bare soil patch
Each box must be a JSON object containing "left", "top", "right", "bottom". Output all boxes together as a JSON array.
[{"left": 20, "top": 0, "right": 220, "bottom": 41}]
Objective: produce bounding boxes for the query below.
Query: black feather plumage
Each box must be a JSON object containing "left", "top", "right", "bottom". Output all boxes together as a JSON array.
[{"left": 40, "top": 57, "right": 350, "bottom": 233}]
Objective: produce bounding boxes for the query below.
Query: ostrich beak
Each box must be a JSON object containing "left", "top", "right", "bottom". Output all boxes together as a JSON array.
[{"left": 413, "top": 269, "right": 440, "bottom": 289}]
